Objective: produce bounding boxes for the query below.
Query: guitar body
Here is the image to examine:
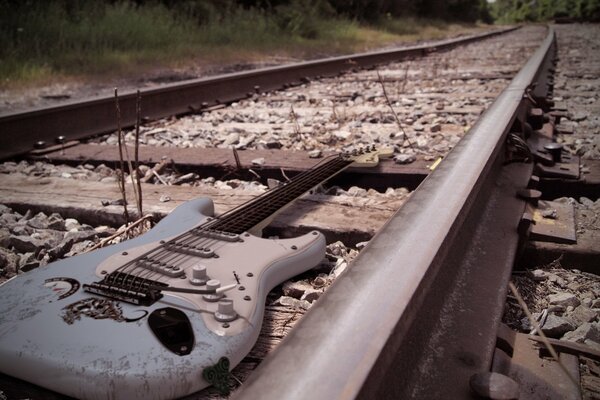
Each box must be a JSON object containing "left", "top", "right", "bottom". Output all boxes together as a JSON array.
[{"left": 0, "top": 197, "right": 326, "bottom": 399}]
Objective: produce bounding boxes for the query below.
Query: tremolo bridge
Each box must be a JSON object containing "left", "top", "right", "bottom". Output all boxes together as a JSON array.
[{"left": 83, "top": 273, "right": 167, "bottom": 306}]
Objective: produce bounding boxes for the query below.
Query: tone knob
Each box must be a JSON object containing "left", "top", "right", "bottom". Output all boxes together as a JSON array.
[
  {"left": 189, "top": 264, "right": 208, "bottom": 286},
  {"left": 202, "top": 279, "right": 223, "bottom": 302},
  {"left": 214, "top": 299, "right": 238, "bottom": 322}
]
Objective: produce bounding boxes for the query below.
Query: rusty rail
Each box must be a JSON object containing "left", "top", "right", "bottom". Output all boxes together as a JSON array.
[
  {"left": 234, "top": 29, "right": 556, "bottom": 399},
  {"left": 0, "top": 27, "right": 517, "bottom": 161}
]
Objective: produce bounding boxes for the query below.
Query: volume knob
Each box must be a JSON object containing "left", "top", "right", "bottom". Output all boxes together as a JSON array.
[
  {"left": 189, "top": 264, "right": 208, "bottom": 286},
  {"left": 214, "top": 299, "right": 238, "bottom": 322},
  {"left": 202, "top": 279, "right": 223, "bottom": 302}
]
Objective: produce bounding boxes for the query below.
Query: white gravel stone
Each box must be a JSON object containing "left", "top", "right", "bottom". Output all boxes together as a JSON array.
[{"left": 548, "top": 292, "right": 581, "bottom": 308}]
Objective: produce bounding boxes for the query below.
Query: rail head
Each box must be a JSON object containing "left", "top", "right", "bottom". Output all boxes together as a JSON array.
[
  {"left": 0, "top": 27, "right": 518, "bottom": 161},
  {"left": 234, "top": 28, "right": 556, "bottom": 400}
]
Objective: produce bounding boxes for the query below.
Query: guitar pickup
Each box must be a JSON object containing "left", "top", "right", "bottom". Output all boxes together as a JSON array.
[
  {"left": 165, "top": 242, "right": 215, "bottom": 258},
  {"left": 138, "top": 257, "right": 186, "bottom": 277},
  {"left": 192, "top": 228, "right": 241, "bottom": 243}
]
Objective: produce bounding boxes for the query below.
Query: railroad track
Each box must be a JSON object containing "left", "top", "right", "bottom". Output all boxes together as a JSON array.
[{"left": 0, "top": 25, "right": 599, "bottom": 399}]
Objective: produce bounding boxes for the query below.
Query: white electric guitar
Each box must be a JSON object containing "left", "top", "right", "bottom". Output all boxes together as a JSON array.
[{"left": 0, "top": 146, "right": 391, "bottom": 399}]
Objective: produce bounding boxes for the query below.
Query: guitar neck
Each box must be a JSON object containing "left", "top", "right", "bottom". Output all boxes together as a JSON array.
[{"left": 208, "top": 155, "right": 353, "bottom": 234}]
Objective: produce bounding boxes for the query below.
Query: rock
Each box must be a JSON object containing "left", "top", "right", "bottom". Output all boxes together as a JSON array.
[
  {"left": 282, "top": 280, "right": 312, "bottom": 299},
  {"left": 9, "top": 235, "right": 45, "bottom": 253},
  {"left": 394, "top": 153, "right": 416, "bottom": 164},
  {"left": 567, "top": 281, "right": 582, "bottom": 291},
  {"left": 18, "top": 252, "right": 40, "bottom": 272},
  {"left": 541, "top": 208, "right": 557, "bottom": 219},
  {"left": 548, "top": 305, "right": 565, "bottom": 314},
  {"left": 64, "top": 218, "right": 80, "bottom": 231},
  {"left": 94, "top": 226, "right": 116, "bottom": 237},
  {"left": 266, "top": 140, "right": 282, "bottom": 149},
  {"left": 334, "top": 130, "right": 351, "bottom": 140},
  {"left": 0, "top": 251, "right": 7, "bottom": 269},
  {"left": 65, "top": 240, "right": 94, "bottom": 257},
  {"left": 273, "top": 296, "right": 311, "bottom": 310},
  {"left": 10, "top": 224, "right": 33, "bottom": 236},
  {"left": 430, "top": 124, "right": 442, "bottom": 133},
  {"left": 26, "top": 212, "right": 49, "bottom": 229},
  {"left": 312, "top": 274, "right": 329, "bottom": 288},
  {"left": 529, "top": 269, "right": 548, "bottom": 281},
  {"left": 347, "top": 186, "right": 367, "bottom": 197},
  {"left": 0, "top": 213, "right": 18, "bottom": 226},
  {"left": 356, "top": 241, "right": 369, "bottom": 250},
  {"left": 251, "top": 157, "right": 265, "bottom": 166},
  {"left": 548, "top": 292, "right": 580, "bottom": 308},
  {"left": 47, "top": 213, "right": 66, "bottom": 231},
  {"left": 49, "top": 238, "right": 74, "bottom": 259},
  {"left": 308, "top": 150, "right": 322, "bottom": 158},
  {"left": 159, "top": 195, "right": 171, "bottom": 203},
  {"left": 0, "top": 229, "right": 10, "bottom": 248},
  {"left": 548, "top": 274, "right": 567, "bottom": 287},
  {"left": 30, "top": 230, "right": 63, "bottom": 248},
  {"left": 569, "top": 305, "right": 598, "bottom": 326},
  {"left": 301, "top": 289, "right": 322, "bottom": 303},
  {"left": 562, "top": 322, "right": 600, "bottom": 343},
  {"left": 541, "top": 314, "right": 576, "bottom": 338},
  {"left": 63, "top": 230, "right": 98, "bottom": 244},
  {"left": 222, "top": 132, "right": 240, "bottom": 146}
]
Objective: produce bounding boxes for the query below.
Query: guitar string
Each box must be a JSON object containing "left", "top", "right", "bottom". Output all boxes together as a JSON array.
[
  {"left": 105, "top": 154, "right": 354, "bottom": 291},
  {"left": 115, "top": 155, "right": 353, "bottom": 292},
  {"left": 125, "top": 156, "right": 351, "bottom": 282},
  {"left": 110, "top": 155, "right": 351, "bottom": 292}
]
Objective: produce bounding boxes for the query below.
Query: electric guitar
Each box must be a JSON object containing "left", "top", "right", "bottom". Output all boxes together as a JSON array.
[{"left": 0, "top": 146, "right": 391, "bottom": 399}]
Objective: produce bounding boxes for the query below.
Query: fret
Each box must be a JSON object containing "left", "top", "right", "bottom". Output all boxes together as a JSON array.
[{"left": 209, "top": 156, "right": 352, "bottom": 234}]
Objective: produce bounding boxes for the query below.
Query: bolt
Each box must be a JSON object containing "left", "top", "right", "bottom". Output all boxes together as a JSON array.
[{"left": 544, "top": 142, "right": 563, "bottom": 163}]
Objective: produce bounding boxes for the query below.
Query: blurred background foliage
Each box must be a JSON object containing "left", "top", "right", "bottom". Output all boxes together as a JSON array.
[
  {"left": 490, "top": 0, "right": 600, "bottom": 22},
  {"left": 0, "top": 0, "right": 597, "bottom": 86}
]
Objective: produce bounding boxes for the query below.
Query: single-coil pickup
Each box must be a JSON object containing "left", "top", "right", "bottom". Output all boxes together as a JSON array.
[
  {"left": 164, "top": 242, "right": 215, "bottom": 258},
  {"left": 138, "top": 258, "right": 185, "bottom": 277},
  {"left": 192, "top": 228, "right": 241, "bottom": 243}
]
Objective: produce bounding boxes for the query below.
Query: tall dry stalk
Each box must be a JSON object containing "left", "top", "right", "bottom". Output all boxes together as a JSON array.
[
  {"left": 134, "top": 90, "right": 143, "bottom": 216},
  {"left": 114, "top": 88, "right": 130, "bottom": 224},
  {"left": 377, "top": 70, "right": 413, "bottom": 148}
]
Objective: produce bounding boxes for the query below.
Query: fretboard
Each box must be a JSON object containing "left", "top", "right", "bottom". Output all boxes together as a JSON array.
[{"left": 207, "top": 155, "right": 352, "bottom": 234}]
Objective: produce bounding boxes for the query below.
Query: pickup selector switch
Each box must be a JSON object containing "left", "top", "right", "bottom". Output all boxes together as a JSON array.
[
  {"left": 214, "top": 299, "right": 238, "bottom": 322},
  {"left": 189, "top": 264, "right": 208, "bottom": 286},
  {"left": 203, "top": 279, "right": 223, "bottom": 302}
]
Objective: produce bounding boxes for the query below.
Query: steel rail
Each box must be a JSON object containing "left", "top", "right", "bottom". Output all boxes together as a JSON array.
[
  {"left": 0, "top": 27, "right": 517, "bottom": 161},
  {"left": 234, "top": 29, "right": 556, "bottom": 399}
]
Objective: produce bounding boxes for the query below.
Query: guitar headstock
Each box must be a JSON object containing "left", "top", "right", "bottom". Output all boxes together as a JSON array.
[{"left": 342, "top": 145, "right": 394, "bottom": 167}]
